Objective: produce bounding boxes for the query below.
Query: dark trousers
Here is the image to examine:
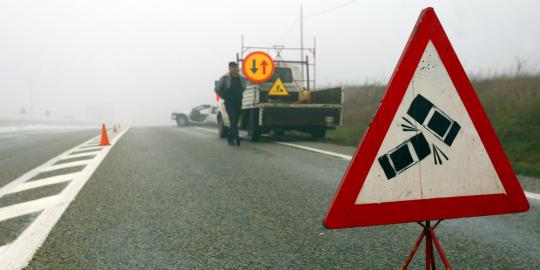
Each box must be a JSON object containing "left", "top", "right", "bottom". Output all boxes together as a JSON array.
[{"left": 225, "top": 101, "right": 241, "bottom": 140}]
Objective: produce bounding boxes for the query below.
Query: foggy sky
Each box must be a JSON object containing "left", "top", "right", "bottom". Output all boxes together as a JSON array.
[{"left": 1, "top": 0, "right": 539, "bottom": 126}]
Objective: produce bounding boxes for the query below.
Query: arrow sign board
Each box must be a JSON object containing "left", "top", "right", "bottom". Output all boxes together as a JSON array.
[
  {"left": 268, "top": 77, "right": 289, "bottom": 96},
  {"left": 323, "top": 7, "right": 529, "bottom": 229},
  {"left": 242, "top": 51, "right": 275, "bottom": 83}
]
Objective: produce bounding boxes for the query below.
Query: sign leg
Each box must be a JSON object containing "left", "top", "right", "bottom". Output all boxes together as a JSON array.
[
  {"left": 425, "top": 221, "right": 434, "bottom": 270},
  {"left": 429, "top": 227, "right": 452, "bottom": 270},
  {"left": 401, "top": 226, "right": 426, "bottom": 270}
]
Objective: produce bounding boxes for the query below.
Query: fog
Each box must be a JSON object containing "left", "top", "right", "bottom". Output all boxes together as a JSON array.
[{"left": 0, "top": 0, "right": 539, "bottom": 126}]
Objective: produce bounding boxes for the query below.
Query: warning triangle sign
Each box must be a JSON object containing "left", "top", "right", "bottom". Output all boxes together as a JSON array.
[
  {"left": 268, "top": 77, "right": 289, "bottom": 96},
  {"left": 323, "top": 8, "right": 529, "bottom": 229}
]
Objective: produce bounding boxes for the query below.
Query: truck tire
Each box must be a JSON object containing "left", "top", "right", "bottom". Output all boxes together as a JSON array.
[
  {"left": 247, "top": 110, "right": 261, "bottom": 142},
  {"left": 176, "top": 115, "right": 189, "bottom": 127},
  {"left": 310, "top": 127, "right": 326, "bottom": 140},
  {"left": 217, "top": 114, "right": 228, "bottom": 138}
]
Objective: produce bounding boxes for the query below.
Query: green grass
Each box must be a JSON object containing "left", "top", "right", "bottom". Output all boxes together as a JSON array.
[{"left": 327, "top": 74, "right": 540, "bottom": 178}]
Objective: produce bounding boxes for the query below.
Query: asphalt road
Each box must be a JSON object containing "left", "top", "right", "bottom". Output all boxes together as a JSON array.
[{"left": 1, "top": 126, "right": 539, "bottom": 269}]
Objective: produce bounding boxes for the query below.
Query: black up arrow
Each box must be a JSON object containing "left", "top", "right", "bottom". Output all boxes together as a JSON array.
[{"left": 250, "top": 59, "right": 258, "bottom": 74}]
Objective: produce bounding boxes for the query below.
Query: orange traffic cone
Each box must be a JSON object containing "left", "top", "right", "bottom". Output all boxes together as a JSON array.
[
  {"left": 113, "top": 125, "right": 118, "bottom": 133},
  {"left": 100, "top": 124, "right": 110, "bottom": 146}
]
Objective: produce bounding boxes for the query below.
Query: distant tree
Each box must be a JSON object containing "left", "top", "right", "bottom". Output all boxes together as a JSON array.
[
  {"left": 514, "top": 56, "right": 526, "bottom": 77},
  {"left": 45, "top": 110, "right": 51, "bottom": 117},
  {"left": 19, "top": 107, "right": 26, "bottom": 115}
]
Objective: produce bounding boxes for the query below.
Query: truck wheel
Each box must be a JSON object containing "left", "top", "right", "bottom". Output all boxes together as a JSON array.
[
  {"left": 217, "top": 114, "right": 228, "bottom": 138},
  {"left": 176, "top": 115, "right": 189, "bottom": 127},
  {"left": 310, "top": 127, "right": 326, "bottom": 140},
  {"left": 247, "top": 110, "right": 261, "bottom": 142}
]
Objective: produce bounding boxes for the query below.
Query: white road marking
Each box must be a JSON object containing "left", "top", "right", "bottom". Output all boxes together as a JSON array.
[
  {"left": 39, "top": 160, "right": 90, "bottom": 172},
  {"left": 59, "top": 153, "right": 95, "bottom": 160},
  {"left": 525, "top": 191, "right": 540, "bottom": 201},
  {"left": 193, "top": 126, "right": 220, "bottom": 134},
  {"left": 0, "top": 195, "right": 60, "bottom": 222},
  {"left": 74, "top": 146, "right": 102, "bottom": 152},
  {"left": 4, "top": 174, "right": 76, "bottom": 195},
  {"left": 193, "top": 126, "right": 540, "bottom": 201},
  {"left": 273, "top": 142, "right": 353, "bottom": 161},
  {"left": 79, "top": 144, "right": 100, "bottom": 149},
  {"left": 69, "top": 148, "right": 101, "bottom": 155},
  {"left": 0, "top": 127, "right": 129, "bottom": 270}
]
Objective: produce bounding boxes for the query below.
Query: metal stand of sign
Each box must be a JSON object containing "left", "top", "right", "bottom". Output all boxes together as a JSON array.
[{"left": 401, "top": 220, "right": 452, "bottom": 270}]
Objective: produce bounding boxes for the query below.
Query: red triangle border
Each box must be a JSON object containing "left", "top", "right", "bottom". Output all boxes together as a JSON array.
[{"left": 323, "top": 7, "right": 529, "bottom": 229}]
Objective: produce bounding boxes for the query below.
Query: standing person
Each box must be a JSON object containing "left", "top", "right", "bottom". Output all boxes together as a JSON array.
[{"left": 215, "top": 61, "right": 246, "bottom": 146}]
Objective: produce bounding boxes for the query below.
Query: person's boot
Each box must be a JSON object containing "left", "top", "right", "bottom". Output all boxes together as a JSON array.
[
  {"left": 227, "top": 137, "right": 234, "bottom": 146},
  {"left": 235, "top": 137, "right": 241, "bottom": 146}
]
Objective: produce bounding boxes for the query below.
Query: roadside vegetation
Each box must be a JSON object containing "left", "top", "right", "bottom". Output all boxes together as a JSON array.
[{"left": 326, "top": 74, "right": 540, "bottom": 178}]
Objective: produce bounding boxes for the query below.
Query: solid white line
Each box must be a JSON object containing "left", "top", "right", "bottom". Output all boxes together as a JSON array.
[
  {"left": 192, "top": 126, "right": 219, "bottom": 134},
  {"left": 4, "top": 174, "right": 76, "bottom": 195},
  {"left": 273, "top": 141, "right": 353, "bottom": 161},
  {"left": 39, "top": 160, "right": 89, "bottom": 172},
  {"left": 0, "top": 127, "right": 129, "bottom": 269},
  {"left": 525, "top": 191, "right": 540, "bottom": 200},
  {"left": 193, "top": 126, "right": 540, "bottom": 201},
  {"left": 0, "top": 244, "right": 8, "bottom": 255}
]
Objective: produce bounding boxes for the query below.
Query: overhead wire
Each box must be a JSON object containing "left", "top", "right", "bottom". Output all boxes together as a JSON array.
[
  {"left": 275, "top": 0, "right": 360, "bottom": 43},
  {"left": 303, "top": 0, "right": 360, "bottom": 18}
]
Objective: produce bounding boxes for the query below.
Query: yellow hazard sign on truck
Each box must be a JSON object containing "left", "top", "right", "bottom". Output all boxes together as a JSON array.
[{"left": 268, "top": 77, "right": 289, "bottom": 96}]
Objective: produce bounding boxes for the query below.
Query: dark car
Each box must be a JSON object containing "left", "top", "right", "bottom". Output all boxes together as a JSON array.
[
  {"left": 407, "top": 94, "right": 461, "bottom": 146},
  {"left": 378, "top": 132, "right": 431, "bottom": 180}
]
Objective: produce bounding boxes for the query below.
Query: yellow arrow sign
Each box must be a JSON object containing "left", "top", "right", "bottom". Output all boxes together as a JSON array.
[
  {"left": 242, "top": 51, "right": 275, "bottom": 83},
  {"left": 268, "top": 77, "right": 289, "bottom": 96}
]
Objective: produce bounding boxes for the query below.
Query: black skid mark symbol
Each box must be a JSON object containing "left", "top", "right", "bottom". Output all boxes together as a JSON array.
[
  {"left": 401, "top": 117, "right": 418, "bottom": 132},
  {"left": 432, "top": 144, "right": 449, "bottom": 165}
]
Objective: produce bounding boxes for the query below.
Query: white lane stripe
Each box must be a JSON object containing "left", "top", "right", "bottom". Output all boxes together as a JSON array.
[
  {"left": 76, "top": 146, "right": 102, "bottom": 151},
  {"left": 0, "top": 135, "right": 100, "bottom": 199},
  {"left": 39, "top": 160, "right": 89, "bottom": 172},
  {"left": 191, "top": 126, "right": 218, "bottom": 134},
  {"left": 0, "top": 244, "right": 8, "bottom": 255},
  {"left": 4, "top": 174, "right": 76, "bottom": 195},
  {"left": 273, "top": 142, "right": 353, "bottom": 161},
  {"left": 193, "top": 126, "right": 540, "bottom": 201},
  {"left": 525, "top": 191, "right": 540, "bottom": 200},
  {"left": 0, "top": 127, "right": 129, "bottom": 270},
  {"left": 0, "top": 195, "right": 61, "bottom": 222},
  {"left": 69, "top": 148, "right": 101, "bottom": 155},
  {"left": 79, "top": 144, "right": 100, "bottom": 149},
  {"left": 59, "top": 153, "right": 95, "bottom": 160}
]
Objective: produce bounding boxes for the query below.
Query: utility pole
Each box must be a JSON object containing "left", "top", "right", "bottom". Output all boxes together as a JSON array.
[{"left": 300, "top": 5, "right": 304, "bottom": 84}]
